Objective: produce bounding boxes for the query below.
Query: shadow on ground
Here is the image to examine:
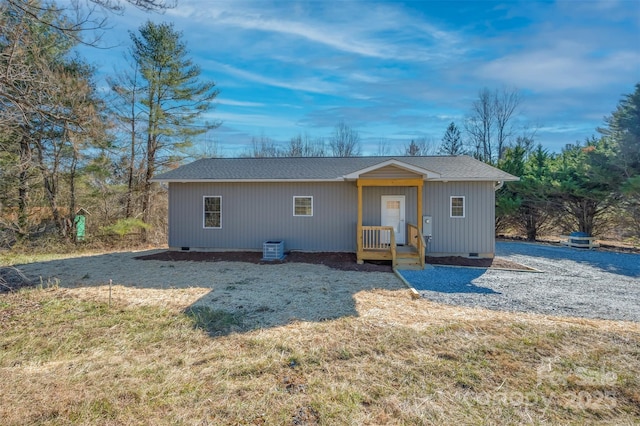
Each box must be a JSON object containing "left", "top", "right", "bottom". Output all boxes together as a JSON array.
[
  {"left": 400, "top": 267, "right": 500, "bottom": 294},
  {"left": 8, "top": 250, "right": 404, "bottom": 336},
  {"left": 497, "top": 242, "right": 640, "bottom": 278}
]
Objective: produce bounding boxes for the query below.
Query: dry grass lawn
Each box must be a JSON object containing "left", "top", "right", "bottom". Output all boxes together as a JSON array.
[{"left": 1, "top": 275, "right": 639, "bottom": 425}]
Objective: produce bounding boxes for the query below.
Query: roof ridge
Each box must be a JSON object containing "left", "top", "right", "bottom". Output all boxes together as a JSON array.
[{"left": 151, "top": 155, "right": 518, "bottom": 182}]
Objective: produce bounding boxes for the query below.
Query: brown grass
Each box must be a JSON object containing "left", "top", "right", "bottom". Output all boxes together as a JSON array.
[
  {"left": 0, "top": 234, "right": 161, "bottom": 268},
  {"left": 1, "top": 285, "right": 639, "bottom": 425}
]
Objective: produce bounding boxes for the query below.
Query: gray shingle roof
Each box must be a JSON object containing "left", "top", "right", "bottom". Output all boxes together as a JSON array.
[{"left": 152, "top": 156, "right": 518, "bottom": 182}]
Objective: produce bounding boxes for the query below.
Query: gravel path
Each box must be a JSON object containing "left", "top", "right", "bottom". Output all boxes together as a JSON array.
[{"left": 400, "top": 242, "right": 640, "bottom": 322}]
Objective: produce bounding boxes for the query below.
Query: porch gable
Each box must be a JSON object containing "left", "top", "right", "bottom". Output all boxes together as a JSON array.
[{"left": 342, "top": 158, "right": 441, "bottom": 180}]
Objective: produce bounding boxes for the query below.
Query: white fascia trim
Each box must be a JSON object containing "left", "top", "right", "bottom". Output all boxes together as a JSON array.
[
  {"left": 150, "top": 178, "right": 346, "bottom": 183},
  {"left": 431, "top": 177, "right": 520, "bottom": 182},
  {"left": 342, "top": 159, "right": 441, "bottom": 180}
]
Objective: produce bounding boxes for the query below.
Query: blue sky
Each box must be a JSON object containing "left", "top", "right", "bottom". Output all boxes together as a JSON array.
[{"left": 76, "top": 0, "right": 640, "bottom": 156}]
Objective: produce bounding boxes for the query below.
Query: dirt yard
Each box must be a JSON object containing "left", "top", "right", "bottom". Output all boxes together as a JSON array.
[
  {"left": 4, "top": 248, "right": 531, "bottom": 328},
  {"left": 8, "top": 250, "right": 408, "bottom": 331}
]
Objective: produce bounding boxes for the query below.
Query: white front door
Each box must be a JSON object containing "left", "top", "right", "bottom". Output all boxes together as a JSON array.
[{"left": 381, "top": 195, "right": 406, "bottom": 245}]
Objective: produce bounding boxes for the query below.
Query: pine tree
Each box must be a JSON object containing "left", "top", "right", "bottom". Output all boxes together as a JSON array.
[
  {"left": 550, "top": 138, "right": 621, "bottom": 236},
  {"left": 599, "top": 83, "right": 640, "bottom": 236},
  {"left": 438, "top": 122, "right": 464, "bottom": 155},
  {"left": 129, "top": 21, "right": 219, "bottom": 227}
]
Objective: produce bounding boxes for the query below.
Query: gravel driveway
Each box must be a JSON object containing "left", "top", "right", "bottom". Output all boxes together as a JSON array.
[{"left": 400, "top": 242, "right": 640, "bottom": 322}]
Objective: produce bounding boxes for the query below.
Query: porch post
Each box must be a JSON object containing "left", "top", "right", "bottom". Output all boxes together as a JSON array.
[
  {"left": 417, "top": 182, "right": 423, "bottom": 234},
  {"left": 356, "top": 180, "right": 363, "bottom": 264}
]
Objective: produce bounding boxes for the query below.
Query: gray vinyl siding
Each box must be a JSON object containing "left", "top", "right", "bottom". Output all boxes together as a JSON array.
[
  {"left": 423, "top": 181, "right": 495, "bottom": 256},
  {"left": 168, "top": 180, "right": 496, "bottom": 255},
  {"left": 168, "top": 182, "right": 358, "bottom": 251},
  {"left": 361, "top": 165, "right": 423, "bottom": 180}
]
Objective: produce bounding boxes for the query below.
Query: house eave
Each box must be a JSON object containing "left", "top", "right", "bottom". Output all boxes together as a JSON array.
[
  {"left": 430, "top": 177, "right": 520, "bottom": 182},
  {"left": 152, "top": 176, "right": 519, "bottom": 184},
  {"left": 150, "top": 178, "right": 347, "bottom": 183}
]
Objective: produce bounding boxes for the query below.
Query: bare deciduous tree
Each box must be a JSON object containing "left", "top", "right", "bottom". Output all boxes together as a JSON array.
[
  {"left": 329, "top": 122, "right": 361, "bottom": 157},
  {"left": 242, "top": 134, "right": 281, "bottom": 158},
  {"left": 494, "top": 87, "right": 521, "bottom": 160},
  {"left": 90, "top": 0, "right": 175, "bottom": 11},
  {"left": 107, "top": 58, "right": 145, "bottom": 218},
  {"left": 402, "top": 138, "right": 434, "bottom": 156},
  {"left": 465, "top": 87, "right": 522, "bottom": 163},
  {"left": 465, "top": 88, "right": 494, "bottom": 162},
  {"left": 374, "top": 138, "right": 391, "bottom": 156},
  {"left": 286, "top": 133, "right": 325, "bottom": 157},
  {"left": 191, "top": 130, "right": 222, "bottom": 159}
]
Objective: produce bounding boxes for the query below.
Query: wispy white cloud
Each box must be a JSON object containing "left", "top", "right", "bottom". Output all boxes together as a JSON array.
[
  {"left": 349, "top": 72, "right": 382, "bottom": 84},
  {"left": 206, "top": 60, "right": 344, "bottom": 95},
  {"left": 536, "top": 124, "right": 594, "bottom": 134},
  {"left": 468, "top": 0, "right": 640, "bottom": 93},
  {"left": 476, "top": 45, "right": 639, "bottom": 91},
  {"left": 215, "top": 99, "right": 265, "bottom": 107},
  {"left": 207, "top": 111, "right": 297, "bottom": 129},
  {"left": 555, "top": 0, "right": 637, "bottom": 23},
  {"left": 168, "top": 0, "right": 463, "bottom": 62},
  {"left": 217, "top": 15, "right": 397, "bottom": 59}
]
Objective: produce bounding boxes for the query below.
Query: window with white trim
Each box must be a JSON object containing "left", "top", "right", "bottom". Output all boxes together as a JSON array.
[
  {"left": 450, "top": 196, "right": 465, "bottom": 218},
  {"left": 293, "top": 196, "right": 313, "bottom": 216},
  {"left": 203, "top": 196, "right": 222, "bottom": 228}
]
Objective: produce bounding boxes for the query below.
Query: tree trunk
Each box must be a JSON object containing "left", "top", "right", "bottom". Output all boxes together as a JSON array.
[
  {"left": 43, "top": 176, "right": 63, "bottom": 235},
  {"left": 68, "top": 145, "right": 78, "bottom": 238},
  {"left": 35, "top": 137, "right": 63, "bottom": 236},
  {"left": 125, "top": 125, "right": 136, "bottom": 218},
  {"left": 17, "top": 135, "right": 30, "bottom": 236},
  {"left": 125, "top": 66, "right": 139, "bottom": 218},
  {"left": 525, "top": 213, "right": 537, "bottom": 241},
  {"left": 141, "top": 130, "right": 156, "bottom": 241}
]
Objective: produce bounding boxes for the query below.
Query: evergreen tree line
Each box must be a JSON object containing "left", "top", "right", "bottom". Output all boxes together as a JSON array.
[{"left": 495, "top": 84, "right": 640, "bottom": 241}]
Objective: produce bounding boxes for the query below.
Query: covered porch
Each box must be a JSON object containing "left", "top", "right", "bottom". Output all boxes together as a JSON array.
[
  {"left": 340, "top": 158, "right": 441, "bottom": 270},
  {"left": 355, "top": 177, "right": 427, "bottom": 270}
]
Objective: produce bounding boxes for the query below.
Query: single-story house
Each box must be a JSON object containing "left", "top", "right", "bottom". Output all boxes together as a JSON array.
[{"left": 152, "top": 156, "right": 518, "bottom": 268}]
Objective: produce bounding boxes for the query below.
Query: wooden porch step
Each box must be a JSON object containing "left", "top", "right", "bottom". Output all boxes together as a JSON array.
[
  {"left": 394, "top": 253, "right": 424, "bottom": 270},
  {"left": 396, "top": 250, "right": 419, "bottom": 258}
]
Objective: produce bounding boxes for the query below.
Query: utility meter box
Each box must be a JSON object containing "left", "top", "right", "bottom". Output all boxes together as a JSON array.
[{"left": 422, "top": 216, "right": 433, "bottom": 237}]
